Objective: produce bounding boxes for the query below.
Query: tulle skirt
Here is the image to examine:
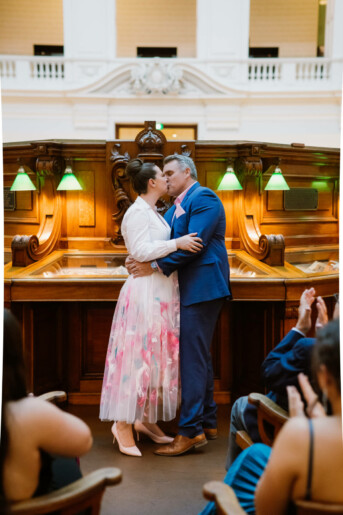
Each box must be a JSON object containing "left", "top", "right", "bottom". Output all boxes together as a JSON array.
[{"left": 99, "top": 271, "right": 180, "bottom": 423}]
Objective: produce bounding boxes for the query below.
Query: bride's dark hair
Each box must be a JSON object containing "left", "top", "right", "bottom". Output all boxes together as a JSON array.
[
  {"left": 125, "top": 158, "right": 157, "bottom": 194},
  {"left": 0, "top": 310, "right": 28, "bottom": 514}
]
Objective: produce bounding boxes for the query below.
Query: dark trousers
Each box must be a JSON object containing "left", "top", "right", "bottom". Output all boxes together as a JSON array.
[{"left": 178, "top": 298, "right": 225, "bottom": 438}]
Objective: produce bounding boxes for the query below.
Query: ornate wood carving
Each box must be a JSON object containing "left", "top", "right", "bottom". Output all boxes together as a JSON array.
[
  {"left": 11, "top": 146, "right": 63, "bottom": 266},
  {"left": 11, "top": 235, "right": 39, "bottom": 267},
  {"left": 235, "top": 156, "right": 285, "bottom": 266},
  {"left": 135, "top": 120, "right": 166, "bottom": 160},
  {"left": 110, "top": 122, "right": 172, "bottom": 243},
  {"left": 110, "top": 143, "right": 131, "bottom": 245}
]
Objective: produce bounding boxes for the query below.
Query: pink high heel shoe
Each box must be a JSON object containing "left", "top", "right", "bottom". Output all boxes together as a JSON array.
[
  {"left": 111, "top": 422, "right": 142, "bottom": 457},
  {"left": 134, "top": 420, "right": 174, "bottom": 444}
]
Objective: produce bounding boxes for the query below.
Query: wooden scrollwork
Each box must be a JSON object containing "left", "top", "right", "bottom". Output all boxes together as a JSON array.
[
  {"left": 11, "top": 146, "right": 63, "bottom": 266},
  {"left": 11, "top": 235, "right": 39, "bottom": 267},
  {"left": 258, "top": 234, "right": 285, "bottom": 266},
  {"left": 235, "top": 156, "right": 285, "bottom": 266},
  {"left": 110, "top": 144, "right": 132, "bottom": 245}
]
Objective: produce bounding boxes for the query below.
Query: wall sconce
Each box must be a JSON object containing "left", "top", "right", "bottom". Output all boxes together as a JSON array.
[
  {"left": 217, "top": 160, "right": 243, "bottom": 191},
  {"left": 57, "top": 159, "right": 82, "bottom": 191},
  {"left": 10, "top": 164, "right": 37, "bottom": 191},
  {"left": 264, "top": 165, "right": 290, "bottom": 191}
]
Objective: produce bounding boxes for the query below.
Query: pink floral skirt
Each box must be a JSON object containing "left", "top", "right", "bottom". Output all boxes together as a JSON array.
[{"left": 99, "top": 272, "right": 180, "bottom": 423}]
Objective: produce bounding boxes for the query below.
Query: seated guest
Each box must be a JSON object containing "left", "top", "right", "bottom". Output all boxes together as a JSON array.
[
  {"left": 0, "top": 309, "right": 93, "bottom": 509},
  {"left": 200, "top": 318, "right": 342, "bottom": 514},
  {"left": 226, "top": 288, "right": 333, "bottom": 469}
]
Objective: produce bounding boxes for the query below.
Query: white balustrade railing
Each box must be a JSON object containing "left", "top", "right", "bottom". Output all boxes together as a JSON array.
[
  {"left": 295, "top": 60, "right": 330, "bottom": 81},
  {"left": 0, "top": 55, "right": 341, "bottom": 93},
  {"left": 0, "top": 59, "right": 16, "bottom": 78},
  {"left": 248, "top": 60, "right": 282, "bottom": 81},
  {"left": 30, "top": 59, "right": 64, "bottom": 80}
]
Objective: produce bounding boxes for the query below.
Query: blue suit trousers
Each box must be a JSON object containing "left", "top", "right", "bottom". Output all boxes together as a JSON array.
[{"left": 178, "top": 298, "right": 225, "bottom": 438}]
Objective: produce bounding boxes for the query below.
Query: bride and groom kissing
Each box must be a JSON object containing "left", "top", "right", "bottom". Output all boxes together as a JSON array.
[{"left": 100, "top": 153, "right": 231, "bottom": 457}]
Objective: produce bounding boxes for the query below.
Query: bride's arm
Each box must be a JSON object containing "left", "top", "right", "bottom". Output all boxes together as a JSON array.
[{"left": 124, "top": 209, "right": 178, "bottom": 262}]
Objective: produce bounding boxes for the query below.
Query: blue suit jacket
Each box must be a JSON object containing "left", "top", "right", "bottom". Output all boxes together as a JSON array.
[
  {"left": 156, "top": 182, "right": 231, "bottom": 306},
  {"left": 244, "top": 329, "right": 315, "bottom": 441}
]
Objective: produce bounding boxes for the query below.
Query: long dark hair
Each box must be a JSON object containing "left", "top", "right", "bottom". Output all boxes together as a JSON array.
[
  {"left": 1, "top": 310, "right": 28, "bottom": 513},
  {"left": 312, "top": 318, "right": 340, "bottom": 392},
  {"left": 125, "top": 158, "right": 157, "bottom": 194}
]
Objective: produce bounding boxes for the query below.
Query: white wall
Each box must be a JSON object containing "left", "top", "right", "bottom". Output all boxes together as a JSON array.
[{"left": 2, "top": 93, "right": 341, "bottom": 148}]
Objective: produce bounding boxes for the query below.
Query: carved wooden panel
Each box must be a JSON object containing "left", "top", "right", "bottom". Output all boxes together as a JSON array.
[
  {"left": 16, "top": 191, "right": 33, "bottom": 210},
  {"left": 231, "top": 301, "right": 284, "bottom": 400},
  {"left": 16, "top": 303, "right": 65, "bottom": 395},
  {"left": 78, "top": 171, "right": 95, "bottom": 227},
  {"left": 81, "top": 303, "right": 116, "bottom": 377},
  {"left": 262, "top": 177, "right": 337, "bottom": 223},
  {"left": 4, "top": 175, "right": 40, "bottom": 224}
]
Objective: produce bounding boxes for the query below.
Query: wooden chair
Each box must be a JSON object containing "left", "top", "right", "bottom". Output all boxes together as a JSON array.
[
  {"left": 37, "top": 391, "right": 68, "bottom": 404},
  {"left": 203, "top": 481, "right": 343, "bottom": 515},
  {"left": 8, "top": 391, "right": 123, "bottom": 515},
  {"left": 10, "top": 468, "right": 122, "bottom": 515},
  {"left": 235, "top": 392, "right": 289, "bottom": 449}
]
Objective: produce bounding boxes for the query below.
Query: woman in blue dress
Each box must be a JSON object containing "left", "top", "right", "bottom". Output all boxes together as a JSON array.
[{"left": 200, "top": 318, "right": 342, "bottom": 514}]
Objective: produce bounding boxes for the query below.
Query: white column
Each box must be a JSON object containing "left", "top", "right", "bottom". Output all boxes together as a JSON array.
[
  {"left": 324, "top": 0, "right": 343, "bottom": 85},
  {"left": 63, "top": 0, "right": 116, "bottom": 60},
  {"left": 196, "top": 0, "right": 250, "bottom": 59},
  {"left": 324, "top": 0, "right": 343, "bottom": 58}
]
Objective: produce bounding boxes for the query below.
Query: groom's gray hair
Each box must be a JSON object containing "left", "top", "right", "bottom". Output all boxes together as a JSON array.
[{"left": 163, "top": 154, "right": 198, "bottom": 179}]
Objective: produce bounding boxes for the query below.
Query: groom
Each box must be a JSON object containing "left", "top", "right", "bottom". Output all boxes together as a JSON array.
[{"left": 127, "top": 154, "right": 231, "bottom": 455}]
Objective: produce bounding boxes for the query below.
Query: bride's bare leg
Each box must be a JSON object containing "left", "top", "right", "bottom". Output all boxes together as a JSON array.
[
  {"left": 116, "top": 421, "right": 136, "bottom": 447},
  {"left": 142, "top": 422, "right": 167, "bottom": 437}
]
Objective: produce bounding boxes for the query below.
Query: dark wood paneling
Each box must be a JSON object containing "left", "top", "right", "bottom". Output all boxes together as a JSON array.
[{"left": 81, "top": 302, "right": 116, "bottom": 377}]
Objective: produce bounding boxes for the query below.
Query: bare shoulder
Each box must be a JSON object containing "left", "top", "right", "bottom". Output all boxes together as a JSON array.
[
  {"left": 7, "top": 397, "right": 60, "bottom": 423},
  {"left": 273, "top": 417, "right": 309, "bottom": 451}
]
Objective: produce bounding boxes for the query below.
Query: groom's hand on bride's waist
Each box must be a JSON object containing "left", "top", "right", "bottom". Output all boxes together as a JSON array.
[{"left": 125, "top": 255, "right": 154, "bottom": 277}]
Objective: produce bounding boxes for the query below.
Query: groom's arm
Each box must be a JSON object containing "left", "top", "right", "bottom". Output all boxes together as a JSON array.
[
  {"left": 126, "top": 190, "right": 223, "bottom": 277},
  {"left": 156, "top": 190, "right": 223, "bottom": 276}
]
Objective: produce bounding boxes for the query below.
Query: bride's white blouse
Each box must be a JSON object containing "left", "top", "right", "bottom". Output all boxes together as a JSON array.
[{"left": 122, "top": 196, "right": 177, "bottom": 262}]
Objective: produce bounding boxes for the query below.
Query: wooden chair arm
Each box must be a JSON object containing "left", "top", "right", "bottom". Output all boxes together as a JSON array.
[
  {"left": 295, "top": 499, "right": 343, "bottom": 514},
  {"left": 38, "top": 391, "right": 67, "bottom": 404},
  {"left": 203, "top": 481, "right": 246, "bottom": 515},
  {"left": 235, "top": 430, "right": 253, "bottom": 450},
  {"left": 248, "top": 393, "right": 289, "bottom": 425},
  {"left": 10, "top": 467, "right": 122, "bottom": 515}
]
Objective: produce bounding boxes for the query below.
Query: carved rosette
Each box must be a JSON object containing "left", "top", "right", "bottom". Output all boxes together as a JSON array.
[
  {"left": 110, "top": 144, "right": 132, "bottom": 245},
  {"left": 130, "top": 60, "right": 184, "bottom": 95}
]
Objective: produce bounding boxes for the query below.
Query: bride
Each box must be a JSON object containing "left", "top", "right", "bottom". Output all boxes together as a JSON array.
[{"left": 99, "top": 158, "right": 202, "bottom": 456}]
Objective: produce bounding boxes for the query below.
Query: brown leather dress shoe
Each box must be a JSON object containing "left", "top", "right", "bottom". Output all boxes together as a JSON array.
[
  {"left": 154, "top": 433, "right": 207, "bottom": 456},
  {"left": 204, "top": 427, "right": 218, "bottom": 440}
]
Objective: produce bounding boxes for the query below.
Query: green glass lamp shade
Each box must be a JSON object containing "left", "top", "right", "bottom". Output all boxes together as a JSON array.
[
  {"left": 10, "top": 166, "right": 36, "bottom": 191},
  {"left": 57, "top": 166, "right": 82, "bottom": 191},
  {"left": 217, "top": 167, "right": 243, "bottom": 191},
  {"left": 264, "top": 167, "right": 290, "bottom": 191}
]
